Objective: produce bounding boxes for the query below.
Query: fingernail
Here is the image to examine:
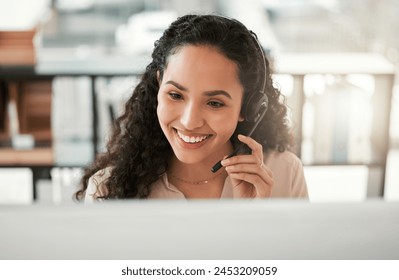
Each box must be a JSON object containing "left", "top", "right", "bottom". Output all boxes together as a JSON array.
[
  {"left": 221, "top": 159, "right": 229, "bottom": 166},
  {"left": 225, "top": 166, "right": 232, "bottom": 172}
]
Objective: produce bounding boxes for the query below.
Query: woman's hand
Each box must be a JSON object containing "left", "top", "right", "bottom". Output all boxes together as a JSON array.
[{"left": 222, "top": 134, "right": 274, "bottom": 198}]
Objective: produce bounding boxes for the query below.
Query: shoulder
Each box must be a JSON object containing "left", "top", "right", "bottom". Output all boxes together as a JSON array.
[
  {"left": 90, "top": 167, "right": 112, "bottom": 186},
  {"left": 264, "top": 150, "right": 308, "bottom": 198},
  {"left": 264, "top": 150, "right": 302, "bottom": 169},
  {"left": 85, "top": 167, "right": 112, "bottom": 203}
]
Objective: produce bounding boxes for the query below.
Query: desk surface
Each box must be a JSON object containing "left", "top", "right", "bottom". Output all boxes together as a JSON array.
[{"left": 1, "top": 200, "right": 398, "bottom": 260}]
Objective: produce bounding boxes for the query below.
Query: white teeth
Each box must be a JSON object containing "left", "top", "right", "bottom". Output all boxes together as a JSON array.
[{"left": 176, "top": 130, "right": 208, "bottom": 143}]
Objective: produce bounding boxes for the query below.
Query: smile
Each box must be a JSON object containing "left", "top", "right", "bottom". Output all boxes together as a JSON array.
[{"left": 175, "top": 129, "right": 211, "bottom": 144}]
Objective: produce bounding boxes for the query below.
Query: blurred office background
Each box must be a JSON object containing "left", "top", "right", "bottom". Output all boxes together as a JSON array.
[{"left": 0, "top": 0, "right": 398, "bottom": 204}]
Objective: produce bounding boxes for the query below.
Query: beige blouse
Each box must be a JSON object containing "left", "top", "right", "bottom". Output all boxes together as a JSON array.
[{"left": 85, "top": 150, "right": 308, "bottom": 202}]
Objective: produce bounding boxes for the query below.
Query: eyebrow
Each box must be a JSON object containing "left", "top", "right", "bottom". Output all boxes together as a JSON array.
[
  {"left": 204, "top": 90, "right": 232, "bottom": 99},
  {"left": 165, "top": 80, "right": 188, "bottom": 91},
  {"left": 165, "top": 80, "right": 232, "bottom": 99}
]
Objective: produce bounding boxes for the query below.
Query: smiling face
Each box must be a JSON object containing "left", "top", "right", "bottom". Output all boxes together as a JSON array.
[{"left": 157, "top": 45, "right": 244, "bottom": 166}]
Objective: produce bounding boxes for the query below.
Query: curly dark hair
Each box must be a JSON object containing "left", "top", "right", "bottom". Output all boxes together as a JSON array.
[{"left": 75, "top": 14, "right": 292, "bottom": 200}]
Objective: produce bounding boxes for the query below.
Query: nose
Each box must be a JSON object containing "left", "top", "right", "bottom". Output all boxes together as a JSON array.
[{"left": 180, "top": 102, "right": 204, "bottom": 130}]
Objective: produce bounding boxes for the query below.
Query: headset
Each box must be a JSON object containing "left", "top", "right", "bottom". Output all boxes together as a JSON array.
[{"left": 211, "top": 17, "right": 269, "bottom": 173}]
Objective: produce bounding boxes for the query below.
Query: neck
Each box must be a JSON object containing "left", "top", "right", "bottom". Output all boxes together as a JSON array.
[{"left": 168, "top": 157, "right": 228, "bottom": 199}]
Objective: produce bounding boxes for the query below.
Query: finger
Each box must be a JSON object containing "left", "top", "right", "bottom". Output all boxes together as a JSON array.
[
  {"left": 264, "top": 164, "right": 273, "bottom": 177},
  {"left": 226, "top": 163, "right": 273, "bottom": 186},
  {"left": 222, "top": 155, "right": 273, "bottom": 178},
  {"left": 229, "top": 172, "right": 272, "bottom": 197},
  {"left": 237, "top": 134, "right": 263, "bottom": 155},
  {"left": 221, "top": 154, "right": 258, "bottom": 166}
]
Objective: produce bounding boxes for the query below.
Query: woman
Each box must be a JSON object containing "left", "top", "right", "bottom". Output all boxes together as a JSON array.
[{"left": 75, "top": 14, "right": 308, "bottom": 201}]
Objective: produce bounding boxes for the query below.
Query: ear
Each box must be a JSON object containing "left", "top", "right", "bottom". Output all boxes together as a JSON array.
[{"left": 238, "top": 115, "right": 245, "bottom": 122}]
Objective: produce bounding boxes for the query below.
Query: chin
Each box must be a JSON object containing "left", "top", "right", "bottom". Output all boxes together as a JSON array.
[{"left": 172, "top": 149, "right": 210, "bottom": 165}]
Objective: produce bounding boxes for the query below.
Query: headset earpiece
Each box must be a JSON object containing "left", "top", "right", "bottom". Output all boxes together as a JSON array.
[{"left": 244, "top": 91, "right": 268, "bottom": 123}]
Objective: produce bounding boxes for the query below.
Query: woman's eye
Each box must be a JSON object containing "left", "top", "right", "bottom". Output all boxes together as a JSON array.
[
  {"left": 208, "top": 101, "right": 224, "bottom": 108},
  {"left": 168, "top": 92, "right": 183, "bottom": 100}
]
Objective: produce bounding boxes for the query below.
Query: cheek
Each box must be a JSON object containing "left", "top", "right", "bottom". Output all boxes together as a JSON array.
[
  {"left": 157, "top": 95, "right": 174, "bottom": 128},
  {"left": 209, "top": 111, "right": 241, "bottom": 137},
  {"left": 156, "top": 102, "right": 167, "bottom": 127}
]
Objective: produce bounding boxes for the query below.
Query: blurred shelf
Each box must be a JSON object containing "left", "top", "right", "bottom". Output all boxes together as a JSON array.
[{"left": 0, "top": 147, "right": 53, "bottom": 166}]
